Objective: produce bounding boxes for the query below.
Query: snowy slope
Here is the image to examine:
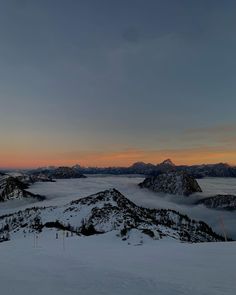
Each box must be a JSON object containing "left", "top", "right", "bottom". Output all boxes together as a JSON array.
[
  {"left": 0, "top": 189, "right": 225, "bottom": 243},
  {"left": 0, "top": 231, "right": 235, "bottom": 295}
]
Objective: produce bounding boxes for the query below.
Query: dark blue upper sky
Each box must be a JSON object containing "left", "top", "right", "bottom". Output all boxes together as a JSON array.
[{"left": 0, "top": 0, "right": 236, "bottom": 167}]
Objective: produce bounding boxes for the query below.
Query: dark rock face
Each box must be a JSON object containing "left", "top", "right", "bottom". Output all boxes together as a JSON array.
[
  {"left": 197, "top": 195, "right": 236, "bottom": 210},
  {"left": 139, "top": 172, "right": 202, "bottom": 196},
  {"left": 31, "top": 166, "right": 87, "bottom": 180},
  {"left": 50, "top": 167, "right": 87, "bottom": 179},
  {"left": 15, "top": 173, "right": 54, "bottom": 185},
  {"left": 40, "top": 167, "right": 86, "bottom": 179},
  {"left": 0, "top": 189, "right": 226, "bottom": 243},
  {"left": 0, "top": 175, "right": 44, "bottom": 202}
]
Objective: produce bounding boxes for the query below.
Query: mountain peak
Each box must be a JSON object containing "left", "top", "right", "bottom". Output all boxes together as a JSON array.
[{"left": 160, "top": 159, "right": 175, "bottom": 166}]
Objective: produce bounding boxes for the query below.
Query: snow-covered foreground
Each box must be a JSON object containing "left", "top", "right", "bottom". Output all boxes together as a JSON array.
[
  {"left": 0, "top": 176, "right": 235, "bottom": 294},
  {"left": 1, "top": 230, "right": 235, "bottom": 295}
]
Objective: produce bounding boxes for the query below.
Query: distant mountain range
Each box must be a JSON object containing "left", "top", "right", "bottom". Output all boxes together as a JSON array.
[{"left": 24, "top": 159, "right": 236, "bottom": 178}]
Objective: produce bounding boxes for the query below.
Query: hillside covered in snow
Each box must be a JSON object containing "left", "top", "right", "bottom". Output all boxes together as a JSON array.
[{"left": 0, "top": 189, "right": 225, "bottom": 243}]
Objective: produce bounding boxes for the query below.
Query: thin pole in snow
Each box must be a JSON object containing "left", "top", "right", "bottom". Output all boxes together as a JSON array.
[
  {"left": 62, "top": 231, "right": 65, "bottom": 251},
  {"left": 36, "top": 235, "right": 38, "bottom": 248},
  {"left": 219, "top": 215, "right": 227, "bottom": 242},
  {"left": 33, "top": 233, "right": 36, "bottom": 248}
]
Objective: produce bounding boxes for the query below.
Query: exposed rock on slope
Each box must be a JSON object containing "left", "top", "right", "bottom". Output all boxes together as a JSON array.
[
  {"left": 51, "top": 167, "right": 87, "bottom": 179},
  {"left": 197, "top": 195, "right": 236, "bottom": 210},
  {"left": 11, "top": 173, "right": 54, "bottom": 185},
  {"left": 0, "top": 174, "right": 45, "bottom": 202},
  {"left": 0, "top": 189, "right": 225, "bottom": 243},
  {"left": 139, "top": 172, "right": 202, "bottom": 196}
]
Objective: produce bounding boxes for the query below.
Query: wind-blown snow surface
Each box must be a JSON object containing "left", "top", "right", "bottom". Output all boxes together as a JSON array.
[{"left": 1, "top": 231, "right": 235, "bottom": 295}]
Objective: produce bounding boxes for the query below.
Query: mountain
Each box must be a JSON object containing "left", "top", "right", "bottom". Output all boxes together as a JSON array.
[
  {"left": 197, "top": 195, "right": 236, "bottom": 210},
  {"left": 182, "top": 163, "right": 236, "bottom": 178},
  {"left": 0, "top": 189, "right": 225, "bottom": 243},
  {"left": 155, "top": 158, "right": 176, "bottom": 173},
  {"left": 139, "top": 171, "right": 202, "bottom": 196},
  {"left": 29, "top": 160, "right": 236, "bottom": 178},
  {"left": 49, "top": 167, "right": 87, "bottom": 179},
  {"left": 9, "top": 172, "right": 54, "bottom": 185},
  {"left": 129, "top": 162, "right": 156, "bottom": 174},
  {"left": 32, "top": 167, "right": 87, "bottom": 180},
  {"left": 160, "top": 158, "right": 175, "bottom": 166},
  {"left": 0, "top": 174, "right": 44, "bottom": 202}
]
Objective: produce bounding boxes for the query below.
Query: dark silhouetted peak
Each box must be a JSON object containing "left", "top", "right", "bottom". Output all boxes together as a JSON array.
[
  {"left": 160, "top": 159, "right": 175, "bottom": 166},
  {"left": 139, "top": 171, "right": 202, "bottom": 196},
  {"left": 197, "top": 194, "right": 236, "bottom": 210}
]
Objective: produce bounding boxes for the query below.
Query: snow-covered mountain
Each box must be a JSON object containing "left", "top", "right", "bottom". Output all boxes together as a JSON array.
[
  {"left": 9, "top": 172, "right": 54, "bottom": 185},
  {"left": 0, "top": 174, "right": 44, "bottom": 202},
  {"left": 0, "top": 189, "right": 225, "bottom": 243},
  {"left": 197, "top": 194, "right": 236, "bottom": 210},
  {"left": 139, "top": 171, "right": 202, "bottom": 196}
]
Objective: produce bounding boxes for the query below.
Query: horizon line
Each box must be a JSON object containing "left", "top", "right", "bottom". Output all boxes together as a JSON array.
[{"left": 0, "top": 159, "right": 235, "bottom": 170}]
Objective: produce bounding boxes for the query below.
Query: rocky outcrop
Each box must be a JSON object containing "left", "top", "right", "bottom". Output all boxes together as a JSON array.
[
  {"left": 51, "top": 167, "right": 87, "bottom": 179},
  {"left": 197, "top": 195, "right": 236, "bottom": 210},
  {"left": 139, "top": 172, "right": 202, "bottom": 196},
  {"left": 13, "top": 173, "right": 54, "bottom": 185},
  {"left": 0, "top": 175, "right": 45, "bottom": 202},
  {"left": 0, "top": 189, "right": 225, "bottom": 243}
]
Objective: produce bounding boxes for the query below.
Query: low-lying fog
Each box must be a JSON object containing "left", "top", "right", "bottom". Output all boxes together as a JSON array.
[{"left": 2, "top": 175, "right": 236, "bottom": 239}]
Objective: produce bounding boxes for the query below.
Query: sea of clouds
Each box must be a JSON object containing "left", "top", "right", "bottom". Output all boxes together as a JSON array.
[{"left": 1, "top": 175, "right": 236, "bottom": 239}]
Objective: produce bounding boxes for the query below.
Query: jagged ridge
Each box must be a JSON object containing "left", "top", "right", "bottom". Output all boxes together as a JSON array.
[{"left": 0, "top": 189, "right": 225, "bottom": 243}]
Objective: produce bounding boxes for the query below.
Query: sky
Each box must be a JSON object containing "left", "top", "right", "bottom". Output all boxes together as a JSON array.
[{"left": 0, "top": 0, "right": 236, "bottom": 168}]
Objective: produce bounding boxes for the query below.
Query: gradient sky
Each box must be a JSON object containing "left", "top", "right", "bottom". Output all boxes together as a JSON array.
[{"left": 0, "top": 0, "right": 236, "bottom": 168}]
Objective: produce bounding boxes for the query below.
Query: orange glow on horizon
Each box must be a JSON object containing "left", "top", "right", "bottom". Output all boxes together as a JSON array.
[{"left": 1, "top": 147, "right": 236, "bottom": 169}]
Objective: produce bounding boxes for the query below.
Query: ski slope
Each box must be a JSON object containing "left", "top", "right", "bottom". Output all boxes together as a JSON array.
[{"left": 1, "top": 230, "right": 235, "bottom": 295}]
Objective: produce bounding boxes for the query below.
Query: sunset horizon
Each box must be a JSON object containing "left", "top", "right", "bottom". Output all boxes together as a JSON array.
[
  {"left": 1, "top": 1, "right": 236, "bottom": 171},
  {"left": 0, "top": 2, "right": 236, "bottom": 294},
  {"left": 1, "top": 147, "right": 236, "bottom": 169}
]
